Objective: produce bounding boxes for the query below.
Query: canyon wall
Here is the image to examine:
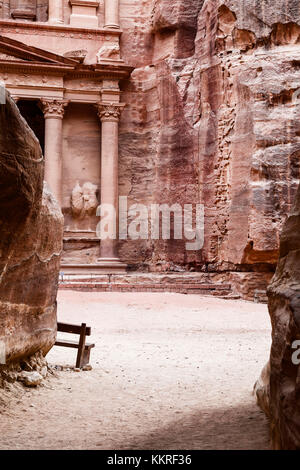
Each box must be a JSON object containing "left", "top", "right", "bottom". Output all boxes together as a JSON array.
[
  {"left": 0, "top": 91, "right": 63, "bottom": 371},
  {"left": 118, "top": 0, "right": 300, "bottom": 298},
  {"left": 256, "top": 180, "right": 300, "bottom": 449}
]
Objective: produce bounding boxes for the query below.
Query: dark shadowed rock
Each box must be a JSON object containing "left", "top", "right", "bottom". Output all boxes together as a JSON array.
[{"left": 0, "top": 90, "right": 63, "bottom": 370}]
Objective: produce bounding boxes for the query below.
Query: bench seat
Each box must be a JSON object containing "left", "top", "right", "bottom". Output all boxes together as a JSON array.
[{"left": 55, "top": 338, "right": 95, "bottom": 350}]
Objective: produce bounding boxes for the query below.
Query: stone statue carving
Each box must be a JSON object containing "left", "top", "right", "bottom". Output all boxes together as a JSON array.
[
  {"left": 96, "top": 43, "right": 120, "bottom": 62},
  {"left": 64, "top": 49, "right": 87, "bottom": 63},
  {"left": 71, "top": 182, "right": 99, "bottom": 218}
]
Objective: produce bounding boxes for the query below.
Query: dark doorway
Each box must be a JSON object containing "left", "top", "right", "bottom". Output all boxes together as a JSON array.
[{"left": 17, "top": 100, "right": 45, "bottom": 153}]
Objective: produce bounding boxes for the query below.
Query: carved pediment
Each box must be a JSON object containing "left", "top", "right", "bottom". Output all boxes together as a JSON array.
[
  {"left": 0, "top": 52, "right": 26, "bottom": 62},
  {"left": 0, "top": 35, "right": 80, "bottom": 66},
  {"left": 0, "top": 34, "right": 134, "bottom": 80}
]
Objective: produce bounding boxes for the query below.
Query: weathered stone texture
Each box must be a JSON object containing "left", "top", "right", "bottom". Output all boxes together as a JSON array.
[
  {"left": 118, "top": 0, "right": 300, "bottom": 296},
  {"left": 256, "top": 181, "right": 300, "bottom": 449},
  {"left": 0, "top": 91, "right": 63, "bottom": 367}
]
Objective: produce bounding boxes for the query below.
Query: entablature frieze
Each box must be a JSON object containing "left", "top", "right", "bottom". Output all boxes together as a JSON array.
[
  {"left": 0, "top": 63, "right": 133, "bottom": 81},
  {"left": 0, "top": 20, "right": 122, "bottom": 40},
  {"left": 5, "top": 85, "right": 122, "bottom": 106}
]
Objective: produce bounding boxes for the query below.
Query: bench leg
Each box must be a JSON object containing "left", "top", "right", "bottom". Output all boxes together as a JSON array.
[
  {"left": 76, "top": 323, "right": 87, "bottom": 369},
  {"left": 82, "top": 349, "right": 91, "bottom": 367}
]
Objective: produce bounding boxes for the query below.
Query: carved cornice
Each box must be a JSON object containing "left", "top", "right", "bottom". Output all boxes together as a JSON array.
[
  {"left": 40, "top": 98, "right": 69, "bottom": 118},
  {"left": 0, "top": 62, "right": 74, "bottom": 76},
  {"left": 0, "top": 62, "right": 134, "bottom": 80},
  {"left": 0, "top": 20, "right": 122, "bottom": 38},
  {"left": 96, "top": 102, "right": 125, "bottom": 122}
]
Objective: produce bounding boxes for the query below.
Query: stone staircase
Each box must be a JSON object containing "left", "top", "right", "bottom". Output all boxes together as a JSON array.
[{"left": 59, "top": 273, "right": 234, "bottom": 298}]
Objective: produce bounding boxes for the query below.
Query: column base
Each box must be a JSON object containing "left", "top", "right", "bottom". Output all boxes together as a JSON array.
[
  {"left": 104, "top": 24, "right": 120, "bottom": 29},
  {"left": 48, "top": 19, "right": 64, "bottom": 24}
]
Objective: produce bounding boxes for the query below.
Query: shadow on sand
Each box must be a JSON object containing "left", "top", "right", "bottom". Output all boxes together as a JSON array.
[{"left": 119, "top": 402, "right": 270, "bottom": 450}]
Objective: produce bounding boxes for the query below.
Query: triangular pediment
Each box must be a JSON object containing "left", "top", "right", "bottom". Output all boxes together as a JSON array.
[
  {"left": 0, "top": 35, "right": 80, "bottom": 66},
  {"left": 0, "top": 52, "right": 26, "bottom": 62}
]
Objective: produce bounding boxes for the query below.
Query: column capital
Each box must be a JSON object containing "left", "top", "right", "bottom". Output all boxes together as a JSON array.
[
  {"left": 40, "top": 98, "right": 69, "bottom": 119},
  {"left": 96, "top": 102, "right": 125, "bottom": 122}
]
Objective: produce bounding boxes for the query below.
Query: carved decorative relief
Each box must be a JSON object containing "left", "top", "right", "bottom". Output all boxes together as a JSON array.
[
  {"left": 0, "top": 53, "right": 26, "bottom": 61},
  {"left": 96, "top": 102, "right": 124, "bottom": 122},
  {"left": 4, "top": 74, "right": 61, "bottom": 86},
  {"left": 71, "top": 182, "right": 99, "bottom": 219},
  {"left": 0, "top": 23, "right": 107, "bottom": 40},
  {"left": 96, "top": 43, "right": 120, "bottom": 62},
  {"left": 40, "top": 98, "right": 69, "bottom": 118},
  {"left": 64, "top": 49, "right": 87, "bottom": 63}
]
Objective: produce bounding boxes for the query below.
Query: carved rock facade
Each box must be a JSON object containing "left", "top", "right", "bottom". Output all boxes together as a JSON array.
[{"left": 0, "top": 1, "right": 299, "bottom": 298}]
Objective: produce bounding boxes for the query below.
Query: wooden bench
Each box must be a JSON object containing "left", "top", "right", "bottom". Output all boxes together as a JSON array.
[{"left": 55, "top": 322, "right": 95, "bottom": 369}]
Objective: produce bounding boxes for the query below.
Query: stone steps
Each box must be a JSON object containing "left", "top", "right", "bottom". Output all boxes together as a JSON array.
[{"left": 58, "top": 273, "right": 234, "bottom": 298}]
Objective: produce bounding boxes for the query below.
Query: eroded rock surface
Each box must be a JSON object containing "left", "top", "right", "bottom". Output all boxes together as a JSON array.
[
  {"left": 256, "top": 181, "right": 300, "bottom": 449},
  {"left": 118, "top": 0, "right": 300, "bottom": 298},
  {"left": 0, "top": 91, "right": 63, "bottom": 375}
]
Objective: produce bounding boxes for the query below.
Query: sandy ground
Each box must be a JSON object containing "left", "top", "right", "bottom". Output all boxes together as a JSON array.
[{"left": 0, "top": 291, "right": 271, "bottom": 450}]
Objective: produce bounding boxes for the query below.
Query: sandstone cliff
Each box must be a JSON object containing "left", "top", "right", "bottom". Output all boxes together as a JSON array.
[
  {"left": 119, "top": 0, "right": 300, "bottom": 298},
  {"left": 256, "top": 180, "right": 300, "bottom": 449},
  {"left": 0, "top": 91, "right": 63, "bottom": 373}
]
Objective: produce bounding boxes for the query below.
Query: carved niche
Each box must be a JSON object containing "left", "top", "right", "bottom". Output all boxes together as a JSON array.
[
  {"left": 10, "top": 0, "right": 48, "bottom": 22},
  {"left": 10, "top": 0, "right": 37, "bottom": 20}
]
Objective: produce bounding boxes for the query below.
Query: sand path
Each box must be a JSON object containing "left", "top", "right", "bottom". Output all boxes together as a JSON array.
[{"left": 0, "top": 291, "right": 271, "bottom": 450}]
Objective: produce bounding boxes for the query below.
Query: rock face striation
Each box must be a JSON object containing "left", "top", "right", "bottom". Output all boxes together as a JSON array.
[
  {"left": 256, "top": 181, "right": 300, "bottom": 449},
  {"left": 0, "top": 90, "right": 63, "bottom": 373},
  {"left": 117, "top": 0, "right": 300, "bottom": 298}
]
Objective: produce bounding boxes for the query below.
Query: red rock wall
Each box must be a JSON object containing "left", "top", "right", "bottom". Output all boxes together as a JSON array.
[
  {"left": 0, "top": 91, "right": 64, "bottom": 365},
  {"left": 256, "top": 181, "right": 300, "bottom": 449},
  {"left": 118, "top": 0, "right": 300, "bottom": 295}
]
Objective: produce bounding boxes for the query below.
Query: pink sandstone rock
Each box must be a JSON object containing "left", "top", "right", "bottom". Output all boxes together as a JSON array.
[
  {"left": 117, "top": 0, "right": 300, "bottom": 297},
  {"left": 0, "top": 1, "right": 299, "bottom": 300},
  {"left": 0, "top": 90, "right": 63, "bottom": 369},
  {"left": 256, "top": 180, "right": 300, "bottom": 449}
]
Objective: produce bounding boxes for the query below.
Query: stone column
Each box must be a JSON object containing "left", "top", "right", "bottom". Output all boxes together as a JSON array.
[
  {"left": 40, "top": 99, "right": 69, "bottom": 206},
  {"left": 104, "top": 0, "right": 119, "bottom": 29},
  {"left": 48, "top": 0, "right": 63, "bottom": 24},
  {"left": 96, "top": 102, "right": 126, "bottom": 269}
]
